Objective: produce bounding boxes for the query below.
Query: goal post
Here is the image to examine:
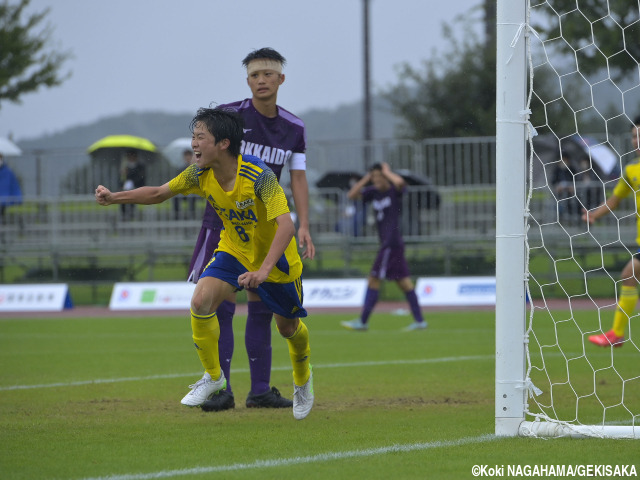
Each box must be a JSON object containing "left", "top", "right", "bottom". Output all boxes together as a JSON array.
[
  {"left": 495, "top": 0, "right": 528, "bottom": 437},
  {"left": 496, "top": 0, "right": 640, "bottom": 439}
]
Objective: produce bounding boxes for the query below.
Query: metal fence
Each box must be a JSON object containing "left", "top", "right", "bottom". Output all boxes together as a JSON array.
[
  {"left": 1, "top": 134, "right": 633, "bottom": 289},
  {"left": 5, "top": 133, "right": 632, "bottom": 196},
  {"left": 0, "top": 183, "right": 496, "bottom": 279},
  {"left": 6, "top": 136, "right": 502, "bottom": 198}
]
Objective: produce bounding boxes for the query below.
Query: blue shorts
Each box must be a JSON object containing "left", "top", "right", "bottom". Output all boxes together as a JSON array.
[{"left": 202, "top": 251, "right": 307, "bottom": 319}]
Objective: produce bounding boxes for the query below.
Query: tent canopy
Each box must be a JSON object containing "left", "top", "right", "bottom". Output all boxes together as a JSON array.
[{"left": 0, "top": 137, "right": 22, "bottom": 156}]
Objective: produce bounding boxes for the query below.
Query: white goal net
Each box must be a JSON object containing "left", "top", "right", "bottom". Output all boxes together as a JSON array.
[{"left": 496, "top": 0, "right": 640, "bottom": 438}]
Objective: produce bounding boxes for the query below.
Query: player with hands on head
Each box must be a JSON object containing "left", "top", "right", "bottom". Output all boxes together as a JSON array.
[{"left": 340, "top": 162, "right": 427, "bottom": 332}]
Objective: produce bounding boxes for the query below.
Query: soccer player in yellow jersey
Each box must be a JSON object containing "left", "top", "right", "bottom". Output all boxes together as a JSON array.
[
  {"left": 583, "top": 115, "right": 640, "bottom": 348},
  {"left": 95, "top": 107, "right": 314, "bottom": 419}
]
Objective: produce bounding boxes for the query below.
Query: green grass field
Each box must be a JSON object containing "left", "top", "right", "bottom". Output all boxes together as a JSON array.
[{"left": 1, "top": 309, "right": 638, "bottom": 480}]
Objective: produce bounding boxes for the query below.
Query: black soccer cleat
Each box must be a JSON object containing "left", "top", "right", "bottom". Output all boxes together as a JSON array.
[
  {"left": 200, "top": 389, "right": 235, "bottom": 412},
  {"left": 246, "top": 386, "right": 293, "bottom": 408}
]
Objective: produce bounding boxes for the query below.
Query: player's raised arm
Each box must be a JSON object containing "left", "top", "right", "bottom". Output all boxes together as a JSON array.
[
  {"left": 95, "top": 183, "right": 175, "bottom": 206},
  {"left": 347, "top": 172, "right": 371, "bottom": 200},
  {"left": 381, "top": 162, "right": 406, "bottom": 191}
]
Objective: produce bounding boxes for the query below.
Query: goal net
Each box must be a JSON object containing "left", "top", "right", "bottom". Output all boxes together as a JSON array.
[{"left": 496, "top": 0, "right": 640, "bottom": 438}]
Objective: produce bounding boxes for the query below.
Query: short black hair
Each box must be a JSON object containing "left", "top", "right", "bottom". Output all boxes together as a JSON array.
[
  {"left": 242, "top": 48, "right": 286, "bottom": 68},
  {"left": 369, "top": 163, "right": 383, "bottom": 172},
  {"left": 189, "top": 107, "right": 244, "bottom": 157},
  {"left": 634, "top": 115, "right": 640, "bottom": 126}
]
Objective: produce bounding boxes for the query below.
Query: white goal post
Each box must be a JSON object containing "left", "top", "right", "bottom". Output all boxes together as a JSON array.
[
  {"left": 495, "top": 0, "right": 640, "bottom": 439},
  {"left": 495, "top": 0, "right": 528, "bottom": 437}
]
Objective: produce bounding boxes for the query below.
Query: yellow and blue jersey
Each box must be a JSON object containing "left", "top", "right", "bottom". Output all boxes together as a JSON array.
[
  {"left": 612, "top": 156, "right": 640, "bottom": 246},
  {"left": 168, "top": 154, "right": 302, "bottom": 283}
]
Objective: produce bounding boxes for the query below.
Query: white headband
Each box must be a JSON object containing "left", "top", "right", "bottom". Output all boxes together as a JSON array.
[{"left": 246, "top": 59, "right": 283, "bottom": 76}]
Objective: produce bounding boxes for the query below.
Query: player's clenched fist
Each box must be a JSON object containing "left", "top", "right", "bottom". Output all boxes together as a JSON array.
[{"left": 95, "top": 185, "right": 113, "bottom": 206}]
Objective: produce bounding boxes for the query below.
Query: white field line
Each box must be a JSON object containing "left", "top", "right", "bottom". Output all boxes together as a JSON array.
[
  {"left": 1, "top": 355, "right": 492, "bottom": 391},
  {"left": 77, "top": 434, "right": 497, "bottom": 480}
]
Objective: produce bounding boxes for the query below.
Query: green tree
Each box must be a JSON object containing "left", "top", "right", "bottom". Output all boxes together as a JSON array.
[
  {"left": 383, "top": 9, "right": 496, "bottom": 139},
  {"left": 384, "top": 1, "right": 639, "bottom": 141},
  {"left": 528, "top": 1, "right": 640, "bottom": 138},
  {"left": 532, "top": 0, "right": 639, "bottom": 81},
  {"left": 0, "top": 0, "right": 71, "bottom": 108}
]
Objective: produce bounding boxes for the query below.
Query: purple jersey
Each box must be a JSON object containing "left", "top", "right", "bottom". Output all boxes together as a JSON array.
[
  {"left": 361, "top": 185, "right": 405, "bottom": 248},
  {"left": 201, "top": 99, "right": 307, "bottom": 229}
]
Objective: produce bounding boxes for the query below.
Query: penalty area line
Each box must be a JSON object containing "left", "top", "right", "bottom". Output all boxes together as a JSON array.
[
  {"left": 76, "top": 434, "right": 497, "bottom": 480},
  {"left": 1, "top": 355, "right": 493, "bottom": 391}
]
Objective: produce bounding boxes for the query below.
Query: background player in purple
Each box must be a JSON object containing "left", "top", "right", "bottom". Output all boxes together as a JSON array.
[
  {"left": 192, "top": 48, "right": 316, "bottom": 412},
  {"left": 341, "top": 162, "right": 427, "bottom": 332}
]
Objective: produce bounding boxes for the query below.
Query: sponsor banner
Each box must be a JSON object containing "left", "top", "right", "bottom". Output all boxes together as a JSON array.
[
  {"left": 111, "top": 279, "right": 368, "bottom": 310},
  {"left": 0, "top": 284, "right": 72, "bottom": 312},
  {"left": 108, "top": 277, "right": 493, "bottom": 310},
  {"left": 110, "top": 282, "right": 196, "bottom": 310},
  {"left": 302, "top": 278, "right": 367, "bottom": 308},
  {"left": 416, "top": 276, "right": 496, "bottom": 306}
]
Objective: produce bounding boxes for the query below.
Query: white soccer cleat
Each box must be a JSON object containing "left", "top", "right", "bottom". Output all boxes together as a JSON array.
[
  {"left": 293, "top": 366, "right": 314, "bottom": 420},
  {"left": 340, "top": 319, "right": 368, "bottom": 331},
  {"left": 180, "top": 371, "right": 227, "bottom": 407}
]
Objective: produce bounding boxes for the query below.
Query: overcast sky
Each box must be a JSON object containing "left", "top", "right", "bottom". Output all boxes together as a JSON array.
[{"left": 0, "top": 0, "right": 481, "bottom": 141}]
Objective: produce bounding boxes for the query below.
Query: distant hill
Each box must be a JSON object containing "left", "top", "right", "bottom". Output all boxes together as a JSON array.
[
  {"left": 299, "top": 96, "right": 399, "bottom": 142},
  {"left": 16, "top": 96, "right": 401, "bottom": 151},
  {"left": 16, "top": 111, "right": 196, "bottom": 151}
]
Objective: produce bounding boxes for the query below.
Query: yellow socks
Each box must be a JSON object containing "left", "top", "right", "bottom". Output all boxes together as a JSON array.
[
  {"left": 612, "top": 285, "right": 638, "bottom": 337},
  {"left": 190, "top": 309, "right": 221, "bottom": 380},
  {"left": 285, "top": 320, "right": 311, "bottom": 386}
]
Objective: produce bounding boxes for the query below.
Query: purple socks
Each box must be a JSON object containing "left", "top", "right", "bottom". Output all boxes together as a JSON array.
[
  {"left": 405, "top": 289, "right": 424, "bottom": 323},
  {"left": 245, "top": 300, "right": 274, "bottom": 395},
  {"left": 216, "top": 300, "right": 236, "bottom": 394},
  {"left": 361, "top": 288, "right": 379, "bottom": 324}
]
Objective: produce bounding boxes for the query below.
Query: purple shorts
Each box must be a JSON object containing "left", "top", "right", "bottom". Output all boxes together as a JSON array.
[
  {"left": 370, "top": 246, "right": 410, "bottom": 280},
  {"left": 188, "top": 226, "right": 222, "bottom": 284}
]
